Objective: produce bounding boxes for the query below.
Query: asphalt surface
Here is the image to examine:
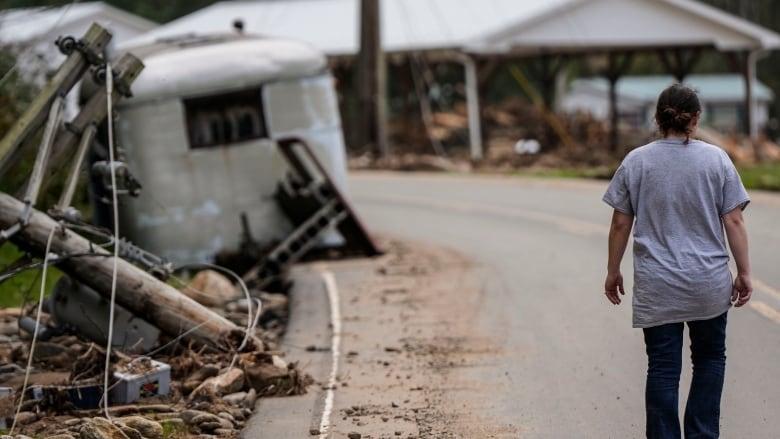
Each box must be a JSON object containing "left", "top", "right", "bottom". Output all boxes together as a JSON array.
[{"left": 246, "top": 171, "right": 780, "bottom": 438}]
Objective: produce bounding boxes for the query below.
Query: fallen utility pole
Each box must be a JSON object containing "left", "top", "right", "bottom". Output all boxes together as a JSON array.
[{"left": 0, "top": 192, "right": 256, "bottom": 352}]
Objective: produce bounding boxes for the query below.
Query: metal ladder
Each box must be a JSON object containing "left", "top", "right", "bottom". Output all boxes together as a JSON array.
[{"left": 242, "top": 137, "right": 382, "bottom": 289}]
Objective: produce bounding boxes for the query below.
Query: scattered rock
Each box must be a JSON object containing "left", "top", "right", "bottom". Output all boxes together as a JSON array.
[
  {"left": 244, "top": 388, "right": 257, "bottom": 408},
  {"left": 115, "top": 416, "right": 163, "bottom": 439},
  {"left": 220, "top": 387, "right": 256, "bottom": 410},
  {"left": 188, "top": 368, "right": 245, "bottom": 402},
  {"left": 221, "top": 392, "right": 247, "bottom": 407},
  {"left": 188, "top": 364, "right": 221, "bottom": 382},
  {"left": 183, "top": 270, "right": 239, "bottom": 307},
  {"left": 13, "top": 411, "right": 37, "bottom": 425},
  {"left": 240, "top": 352, "right": 311, "bottom": 396},
  {"left": 117, "top": 425, "right": 142, "bottom": 439},
  {"left": 257, "top": 292, "right": 289, "bottom": 323},
  {"left": 79, "top": 417, "right": 130, "bottom": 439},
  {"left": 189, "top": 412, "right": 225, "bottom": 433}
]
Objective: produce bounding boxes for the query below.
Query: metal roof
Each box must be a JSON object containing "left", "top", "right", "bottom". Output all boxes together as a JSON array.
[
  {"left": 470, "top": 0, "right": 780, "bottom": 54},
  {"left": 120, "top": 0, "right": 571, "bottom": 55},
  {"left": 120, "top": 0, "right": 780, "bottom": 57}
]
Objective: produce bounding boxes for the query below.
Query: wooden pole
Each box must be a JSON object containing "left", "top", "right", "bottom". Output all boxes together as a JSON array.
[
  {"left": 0, "top": 192, "right": 252, "bottom": 351},
  {"left": 0, "top": 23, "right": 112, "bottom": 175},
  {"left": 42, "top": 52, "right": 145, "bottom": 191},
  {"left": 356, "top": 0, "right": 388, "bottom": 156}
]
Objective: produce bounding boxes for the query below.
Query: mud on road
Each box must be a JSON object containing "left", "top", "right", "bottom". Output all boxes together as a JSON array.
[{"left": 294, "top": 236, "right": 523, "bottom": 438}]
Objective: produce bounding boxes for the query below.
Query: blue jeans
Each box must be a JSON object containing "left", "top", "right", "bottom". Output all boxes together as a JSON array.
[{"left": 643, "top": 312, "right": 728, "bottom": 439}]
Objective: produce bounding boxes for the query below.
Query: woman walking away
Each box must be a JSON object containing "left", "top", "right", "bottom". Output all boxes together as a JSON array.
[{"left": 602, "top": 83, "right": 752, "bottom": 439}]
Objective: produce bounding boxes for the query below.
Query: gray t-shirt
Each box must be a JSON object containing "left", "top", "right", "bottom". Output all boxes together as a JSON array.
[{"left": 603, "top": 138, "right": 750, "bottom": 328}]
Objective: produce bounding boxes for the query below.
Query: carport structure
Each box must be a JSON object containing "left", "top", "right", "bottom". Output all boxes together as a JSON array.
[
  {"left": 468, "top": 0, "right": 780, "bottom": 153},
  {"left": 123, "top": 0, "right": 780, "bottom": 157}
]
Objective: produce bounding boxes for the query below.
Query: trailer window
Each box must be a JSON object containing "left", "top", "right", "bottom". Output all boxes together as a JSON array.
[{"left": 184, "top": 88, "right": 268, "bottom": 148}]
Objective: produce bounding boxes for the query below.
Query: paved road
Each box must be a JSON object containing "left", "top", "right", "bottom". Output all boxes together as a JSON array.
[{"left": 347, "top": 171, "right": 780, "bottom": 438}]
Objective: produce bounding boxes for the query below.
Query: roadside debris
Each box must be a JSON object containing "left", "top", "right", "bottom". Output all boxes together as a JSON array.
[
  {"left": 0, "top": 267, "right": 309, "bottom": 438},
  {"left": 0, "top": 22, "right": 384, "bottom": 439}
]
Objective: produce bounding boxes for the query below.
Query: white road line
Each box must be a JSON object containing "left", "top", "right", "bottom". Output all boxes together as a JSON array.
[
  {"left": 754, "top": 278, "right": 780, "bottom": 302},
  {"left": 749, "top": 301, "right": 780, "bottom": 325},
  {"left": 747, "top": 280, "right": 780, "bottom": 326},
  {"left": 318, "top": 270, "right": 341, "bottom": 438}
]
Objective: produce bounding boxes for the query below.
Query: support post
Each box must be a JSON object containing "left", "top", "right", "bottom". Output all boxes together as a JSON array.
[
  {"left": 457, "top": 54, "right": 483, "bottom": 160},
  {"left": 745, "top": 50, "right": 768, "bottom": 141},
  {"left": 56, "top": 124, "right": 97, "bottom": 211},
  {"left": 409, "top": 54, "right": 445, "bottom": 156},
  {"left": 24, "top": 96, "right": 64, "bottom": 210},
  {"left": 604, "top": 52, "right": 634, "bottom": 153}
]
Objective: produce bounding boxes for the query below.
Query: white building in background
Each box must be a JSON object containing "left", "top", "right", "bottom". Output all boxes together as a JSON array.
[
  {"left": 560, "top": 74, "right": 775, "bottom": 134},
  {"left": 0, "top": 2, "right": 157, "bottom": 114},
  {"left": 0, "top": 2, "right": 157, "bottom": 67}
]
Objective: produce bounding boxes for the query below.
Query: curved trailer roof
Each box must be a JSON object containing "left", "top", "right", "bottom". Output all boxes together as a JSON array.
[{"left": 118, "top": 34, "right": 328, "bottom": 103}]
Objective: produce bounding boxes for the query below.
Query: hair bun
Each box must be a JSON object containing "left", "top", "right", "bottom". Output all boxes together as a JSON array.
[
  {"left": 654, "top": 84, "right": 702, "bottom": 144},
  {"left": 675, "top": 111, "right": 691, "bottom": 123}
]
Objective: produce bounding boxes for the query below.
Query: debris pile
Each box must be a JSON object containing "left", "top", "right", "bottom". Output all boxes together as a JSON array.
[
  {"left": 355, "top": 98, "right": 780, "bottom": 173},
  {"left": 0, "top": 268, "right": 312, "bottom": 439},
  {"left": 1, "top": 22, "right": 380, "bottom": 439}
]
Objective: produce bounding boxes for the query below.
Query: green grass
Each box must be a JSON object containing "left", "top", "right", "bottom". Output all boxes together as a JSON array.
[
  {"left": 159, "top": 420, "right": 190, "bottom": 438},
  {"left": 737, "top": 163, "right": 780, "bottom": 192},
  {"left": 515, "top": 162, "right": 780, "bottom": 192},
  {"left": 512, "top": 166, "right": 616, "bottom": 180},
  {"left": 0, "top": 242, "right": 62, "bottom": 308}
]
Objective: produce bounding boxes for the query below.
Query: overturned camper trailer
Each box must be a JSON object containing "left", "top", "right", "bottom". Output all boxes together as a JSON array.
[{"left": 104, "top": 33, "right": 355, "bottom": 265}]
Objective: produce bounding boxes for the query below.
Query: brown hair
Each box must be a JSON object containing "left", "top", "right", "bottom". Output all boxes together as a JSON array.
[{"left": 654, "top": 83, "right": 701, "bottom": 144}]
